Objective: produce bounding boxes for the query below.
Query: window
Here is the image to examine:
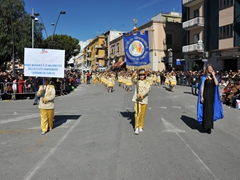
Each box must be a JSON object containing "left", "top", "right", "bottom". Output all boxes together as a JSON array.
[
  {"left": 193, "top": 9, "right": 199, "bottom": 18},
  {"left": 219, "top": 24, "right": 233, "bottom": 39},
  {"left": 117, "top": 43, "right": 120, "bottom": 53},
  {"left": 219, "top": 0, "right": 234, "bottom": 10},
  {"left": 193, "top": 34, "right": 200, "bottom": 43},
  {"left": 111, "top": 45, "right": 115, "bottom": 54},
  {"left": 166, "top": 34, "right": 173, "bottom": 47}
]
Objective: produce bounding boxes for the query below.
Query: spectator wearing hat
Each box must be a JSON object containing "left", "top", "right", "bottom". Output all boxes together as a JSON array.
[
  {"left": 37, "top": 77, "right": 55, "bottom": 135},
  {"left": 132, "top": 69, "right": 150, "bottom": 135}
]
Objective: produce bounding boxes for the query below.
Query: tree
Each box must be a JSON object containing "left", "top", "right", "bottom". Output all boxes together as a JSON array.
[
  {"left": 0, "top": 0, "right": 44, "bottom": 70},
  {"left": 43, "top": 34, "right": 80, "bottom": 67}
]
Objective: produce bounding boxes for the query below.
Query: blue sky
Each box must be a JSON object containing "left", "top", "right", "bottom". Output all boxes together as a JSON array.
[{"left": 24, "top": 0, "right": 182, "bottom": 48}]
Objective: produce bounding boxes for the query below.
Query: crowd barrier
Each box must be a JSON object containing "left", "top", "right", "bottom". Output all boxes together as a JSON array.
[
  {"left": 0, "top": 81, "right": 35, "bottom": 100},
  {"left": 0, "top": 78, "right": 79, "bottom": 100}
]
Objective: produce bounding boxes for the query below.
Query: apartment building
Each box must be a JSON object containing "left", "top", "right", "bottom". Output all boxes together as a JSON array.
[
  {"left": 104, "top": 30, "right": 123, "bottom": 70},
  {"left": 109, "top": 34, "right": 126, "bottom": 70},
  {"left": 182, "top": 0, "right": 240, "bottom": 71},
  {"left": 83, "top": 35, "right": 107, "bottom": 70}
]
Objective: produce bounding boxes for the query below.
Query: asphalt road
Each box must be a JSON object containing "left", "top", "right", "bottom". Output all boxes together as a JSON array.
[{"left": 0, "top": 82, "right": 240, "bottom": 180}]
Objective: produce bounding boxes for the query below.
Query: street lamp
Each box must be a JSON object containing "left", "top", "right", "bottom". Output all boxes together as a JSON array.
[
  {"left": 51, "top": 11, "right": 66, "bottom": 48},
  {"left": 34, "top": 12, "right": 48, "bottom": 39},
  {"left": 51, "top": 23, "right": 55, "bottom": 46},
  {"left": 31, "top": 8, "right": 38, "bottom": 48},
  {"left": 168, "top": 48, "right": 173, "bottom": 71},
  {"left": 10, "top": 8, "right": 15, "bottom": 76}
]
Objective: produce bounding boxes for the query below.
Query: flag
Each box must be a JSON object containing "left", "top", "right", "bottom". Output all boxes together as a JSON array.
[{"left": 123, "top": 31, "right": 150, "bottom": 69}]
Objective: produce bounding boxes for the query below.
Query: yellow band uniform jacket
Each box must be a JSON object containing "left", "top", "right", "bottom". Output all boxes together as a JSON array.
[
  {"left": 132, "top": 79, "right": 150, "bottom": 104},
  {"left": 37, "top": 84, "right": 55, "bottom": 109},
  {"left": 169, "top": 75, "right": 177, "bottom": 86},
  {"left": 107, "top": 77, "right": 115, "bottom": 87}
]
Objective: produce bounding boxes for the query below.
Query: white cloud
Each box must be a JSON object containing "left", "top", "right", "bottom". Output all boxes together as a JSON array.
[{"left": 79, "top": 40, "right": 90, "bottom": 52}]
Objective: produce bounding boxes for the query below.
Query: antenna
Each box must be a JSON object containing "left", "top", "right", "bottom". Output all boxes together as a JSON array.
[
  {"left": 97, "top": 29, "right": 101, "bottom": 35},
  {"left": 108, "top": 21, "right": 112, "bottom": 30}
]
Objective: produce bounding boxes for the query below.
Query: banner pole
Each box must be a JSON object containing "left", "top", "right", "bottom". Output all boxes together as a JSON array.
[
  {"left": 136, "top": 69, "right": 139, "bottom": 115},
  {"left": 42, "top": 77, "right": 45, "bottom": 98}
]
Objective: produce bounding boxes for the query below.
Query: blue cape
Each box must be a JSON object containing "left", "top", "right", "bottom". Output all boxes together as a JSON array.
[{"left": 197, "top": 75, "right": 224, "bottom": 124}]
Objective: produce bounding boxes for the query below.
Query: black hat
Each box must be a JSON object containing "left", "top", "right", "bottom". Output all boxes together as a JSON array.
[{"left": 138, "top": 69, "right": 146, "bottom": 75}]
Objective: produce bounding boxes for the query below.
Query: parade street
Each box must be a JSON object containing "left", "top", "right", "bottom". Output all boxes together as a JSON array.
[{"left": 0, "top": 83, "right": 240, "bottom": 180}]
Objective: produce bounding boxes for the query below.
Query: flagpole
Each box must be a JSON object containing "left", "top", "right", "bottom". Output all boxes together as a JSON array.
[{"left": 136, "top": 69, "right": 139, "bottom": 116}]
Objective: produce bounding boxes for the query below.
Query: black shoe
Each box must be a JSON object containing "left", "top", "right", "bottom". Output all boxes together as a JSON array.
[
  {"left": 33, "top": 103, "right": 37, "bottom": 105},
  {"left": 207, "top": 129, "right": 211, "bottom": 134}
]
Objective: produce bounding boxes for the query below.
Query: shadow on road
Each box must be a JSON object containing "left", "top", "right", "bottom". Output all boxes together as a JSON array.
[
  {"left": 183, "top": 92, "right": 193, "bottom": 95},
  {"left": 181, "top": 115, "right": 206, "bottom": 133},
  {"left": 120, "top": 110, "right": 135, "bottom": 130},
  {"left": 53, "top": 115, "right": 81, "bottom": 129}
]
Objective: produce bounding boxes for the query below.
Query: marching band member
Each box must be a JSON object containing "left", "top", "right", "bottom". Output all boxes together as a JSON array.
[
  {"left": 132, "top": 69, "right": 150, "bottom": 135},
  {"left": 169, "top": 71, "right": 177, "bottom": 92},
  {"left": 107, "top": 73, "right": 115, "bottom": 92},
  {"left": 37, "top": 77, "right": 55, "bottom": 135},
  {"left": 156, "top": 72, "right": 161, "bottom": 86}
]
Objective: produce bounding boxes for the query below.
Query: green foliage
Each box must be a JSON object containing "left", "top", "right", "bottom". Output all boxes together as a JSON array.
[
  {"left": 43, "top": 34, "right": 80, "bottom": 66},
  {"left": 0, "top": 0, "right": 80, "bottom": 70},
  {"left": 0, "top": 0, "right": 44, "bottom": 70}
]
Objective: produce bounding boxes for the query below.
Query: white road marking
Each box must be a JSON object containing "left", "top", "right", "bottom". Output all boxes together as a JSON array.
[
  {"left": 176, "top": 133, "right": 218, "bottom": 179},
  {"left": 187, "top": 105, "right": 196, "bottom": 109},
  {"left": 161, "top": 118, "right": 185, "bottom": 133},
  {"left": 22, "top": 113, "right": 86, "bottom": 180},
  {"left": 171, "top": 106, "right": 182, "bottom": 109},
  {"left": 161, "top": 118, "right": 218, "bottom": 179},
  {"left": 158, "top": 107, "right": 167, "bottom": 109},
  {"left": 0, "top": 113, "right": 40, "bottom": 124},
  {"left": 0, "top": 112, "right": 61, "bottom": 124},
  {"left": 28, "top": 125, "right": 69, "bottom": 130}
]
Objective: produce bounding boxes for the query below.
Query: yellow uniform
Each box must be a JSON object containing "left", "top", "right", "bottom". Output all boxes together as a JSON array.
[
  {"left": 132, "top": 70, "right": 150, "bottom": 133},
  {"left": 37, "top": 83, "right": 55, "bottom": 134}
]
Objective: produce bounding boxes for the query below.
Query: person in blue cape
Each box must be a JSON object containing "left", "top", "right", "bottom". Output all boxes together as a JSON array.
[{"left": 197, "top": 64, "right": 224, "bottom": 134}]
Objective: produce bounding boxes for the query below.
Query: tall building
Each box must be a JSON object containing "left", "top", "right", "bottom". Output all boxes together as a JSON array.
[{"left": 182, "top": 0, "right": 240, "bottom": 71}]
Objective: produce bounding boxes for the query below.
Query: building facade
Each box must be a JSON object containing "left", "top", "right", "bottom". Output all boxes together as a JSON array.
[
  {"left": 108, "top": 12, "right": 183, "bottom": 72},
  {"left": 81, "top": 12, "right": 183, "bottom": 72},
  {"left": 104, "top": 30, "right": 123, "bottom": 70},
  {"left": 83, "top": 36, "right": 107, "bottom": 70},
  {"left": 182, "top": 0, "right": 240, "bottom": 71}
]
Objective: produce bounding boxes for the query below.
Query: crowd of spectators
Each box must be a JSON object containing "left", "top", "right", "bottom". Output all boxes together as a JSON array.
[
  {"left": 0, "top": 69, "right": 81, "bottom": 101},
  {"left": 174, "top": 69, "right": 240, "bottom": 108},
  {"left": 1, "top": 68, "right": 240, "bottom": 109}
]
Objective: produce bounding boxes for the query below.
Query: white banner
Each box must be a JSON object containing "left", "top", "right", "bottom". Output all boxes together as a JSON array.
[{"left": 24, "top": 48, "right": 65, "bottom": 78}]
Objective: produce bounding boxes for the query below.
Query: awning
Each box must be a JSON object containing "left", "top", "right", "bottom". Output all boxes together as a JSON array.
[{"left": 111, "top": 61, "right": 125, "bottom": 69}]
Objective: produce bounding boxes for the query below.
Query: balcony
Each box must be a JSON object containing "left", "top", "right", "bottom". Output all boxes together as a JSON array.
[
  {"left": 182, "top": 42, "right": 204, "bottom": 53},
  {"left": 95, "top": 55, "right": 106, "bottom": 59},
  {"left": 87, "top": 57, "right": 94, "bottom": 61},
  {"left": 182, "top": 0, "right": 204, "bottom": 7},
  {"left": 95, "top": 44, "right": 107, "bottom": 49},
  {"left": 183, "top": 17, "right": 204, "bottom": 30}
]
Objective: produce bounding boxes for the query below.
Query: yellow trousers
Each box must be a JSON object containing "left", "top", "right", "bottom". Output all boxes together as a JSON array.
[
  {"left": 40, "top": 109, "right": 54, "bottom": 132},
  {"left": 134, "top": 103, "right": 148, "bottom": 129}
]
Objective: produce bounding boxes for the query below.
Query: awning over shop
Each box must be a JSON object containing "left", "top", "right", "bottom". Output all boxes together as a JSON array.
[{"left": 111, "top": 61, "right": 125, "bottom": 69}]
